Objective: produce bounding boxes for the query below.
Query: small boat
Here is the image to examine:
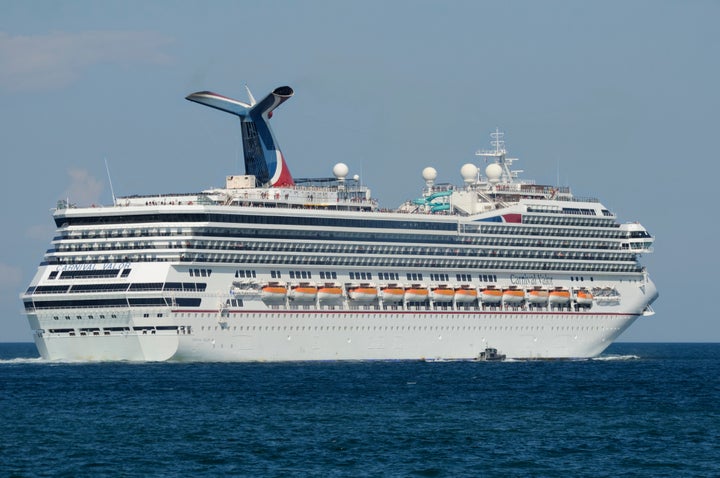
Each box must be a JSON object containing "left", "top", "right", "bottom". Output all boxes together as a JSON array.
[
  {"left": 405, "top": 286, "right": 429, "bottom": 302},
  {"left": 288, "top": 283, "right": 318, "bottom": 302},
  {"left": 380, "top": 285, "right": 405, "bottom": 303},
  {"left": 261, "top": 283, "right": 287, "bottom": 304},
  {"left": 527, "top": 288, "right": 549, "bottom": 305},
  {"left": 454, "top": 287, "right": 478, "bottom": 303},
  {"left": 476, "top": 347, "right": 506, "bottom": 361},
  {"left": 480, "top": 287, "right": 502, "bottom": 304},
  {"left": 502, "top": 288, "right": 525, "bottom": 304},
  {"left": 317, "top": 284, "right": 343, "bottom": 304},
  {"left": 348, "top": 284, "right": 378, "bottom": 302},
  {"left": 430, "top": 286, "right": 455, "bottom": 303},
  {"left": 576, "top": 289, "right": 594, "bottom": 307},
  {"left": 548, "top": 289, "right": 571, "bottom": 305}
]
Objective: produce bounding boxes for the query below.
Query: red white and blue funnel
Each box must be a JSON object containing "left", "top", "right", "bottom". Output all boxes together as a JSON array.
[{"left": 186, "top": 86, "right": 295, "bottom": 187}]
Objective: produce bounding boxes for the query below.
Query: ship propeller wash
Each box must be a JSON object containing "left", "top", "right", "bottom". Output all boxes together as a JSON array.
[{"left": 22, "top": 85, "right": 658, "bottom": 361}]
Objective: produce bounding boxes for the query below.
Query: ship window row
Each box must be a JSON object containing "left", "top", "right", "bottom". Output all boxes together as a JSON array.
[
  {"left": 378, "top": 272, "right": 400, "bottom": 281},
  {"left": 319, "top": 271, "right": 338, "bottom": 279},
  {"left": 523, "top": 216, "right": 614, "bottom": 227},
  {"left": 289, "top": 270, "right": 312, "bottom": 279},
  {"left": 234, "top": 269, "right": 254, "bottom": 278},
  {"left": 224, "top": 299, "right": 244, "bottom": 307},
  {"left": 58, "top": 225, "right": 624, "bottom": 250},
  {"left": 349, "top": 272, "right": 372, "bottom": 280},
  {"left": 52, "top": 314, "right": 119, "bottom": 320},
  {"left": 43, "top": 245, "right": 637, "bottom": 270},
  {"left": 480, "top": 225, "right": 625, "bottom": 238},
  {"left": 199, "top": 253, "right": 642, "bottom": 273},
  {"left": 25, "top": 297, "right": 202, "bottom": 310},
  {"left": 430, "top": 273, "right": 496, "bottom": 282},
  {"left": 52, "top": 234, "right": 625, "bottom": 255},
  {"left": 189, "top": 268, "right": 212, "bottom": 277},
  {"left": 29, "top": 282, "right": 208, "bottom": 295},
  {"left": 55, "top": 212, "right": 458, "bottom": 232},
  {"left": 561, "top": 208, "right": 597, "bottom": 216},
  {"left": 174, "top": 240, "right": 634, "bottom": 261},
  {"left": 185, "top": 242, "right": 635, "bottom": 262}
]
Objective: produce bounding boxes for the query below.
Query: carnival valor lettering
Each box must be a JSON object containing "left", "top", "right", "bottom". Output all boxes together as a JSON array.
[{"left": 510, "top": 273, "right": 553, "bottom": 286}]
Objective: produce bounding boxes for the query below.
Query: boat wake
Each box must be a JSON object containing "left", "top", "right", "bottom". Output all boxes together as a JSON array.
[
  {"left": 592, "top": 354, "right": 641, "bottom": 361},
  {"left": 0, "top": 357, "right": 46, "bottom": 365}
]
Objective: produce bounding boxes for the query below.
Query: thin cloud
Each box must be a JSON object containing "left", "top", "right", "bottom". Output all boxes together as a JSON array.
[
  {"left": 0, "top": 30, "right": 173, "bottom": 91},
  {"left": 64, "top": 168, "right": 104, "bottom": 207},
  {"left": 0, "top": 263, "right": 22, "bottom": 288},
  {"left": 25, "top": 224, "right": 55, "bottom": 242}
]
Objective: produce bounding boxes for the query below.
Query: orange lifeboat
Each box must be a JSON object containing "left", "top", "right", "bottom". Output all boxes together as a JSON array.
[
  {"left": 502, "top": 288, "right": 525, "bottom": 305},
  {"left": 527, "top": 288, "right": 549, "bottom": 305},
  {"left": 261, "top": 283, "right": 287, "bottom": 304},
  {"left": 454, "top": 286, "right": 478, "bottom": 303},
  {"left": 548, "top": 289, "right": 571, "bottom": 305},
  {"left": 348, "top": 285, "right": 378, "bottom": 302},
  {"left": 288, "top": 283, "right": 317, "bottom": 303},
  {"left": 317, "top": 284, "right": 343, "bottom": 304},
  {"left": 431, "top": 286, "right": 455, "bottom": 303},
  {"left": 576, "top": 289, "right": 594, "bottom": 307},
  {"left": 380, "top": 285, "right": 405, "bottom": 303},
  {"left": 480, "top": 287, "right": 502, "bottom": 304},
  {"left": 405, "top": 286, "right": 429, "bottom": 302}
]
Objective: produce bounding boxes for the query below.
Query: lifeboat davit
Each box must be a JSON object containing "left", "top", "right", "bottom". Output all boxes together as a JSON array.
[
  {"left": 548, "top": 289, "right": 571, "bottom": 305},
  {"left": 261, "top": 284, "right": 287, "bottom": 304},
  {"left": 380, "top": 286, "right": 405, "bottom": 303},
  {"left": 349, "top": 285, "right": 378, "bottom": 302},
  {"left": 527, "top": 289, "right": 549, "bottom": 305},
  {"left": 502, "top": 288, "right": 525, "bottom": 305},
  {"left": 431, "top": 287, "right": 455, "bottom": 303},
  {"left": 289, "top": 284, "right": 318, "bottom": 303},
  {"left": 576, "top": 290, "right": 594, "bottom": 307},
  {"left": 454, "top": 287, "right": 478, "bottom": 303},
  {"left": 405, "top": 286, "right": 429, "bottom": 302},
  {"left": 317, "top": 284, "right": 343, "bottom": 304},
  {"left": 480, "top": 288, "right": 502, "bottom": 304}
]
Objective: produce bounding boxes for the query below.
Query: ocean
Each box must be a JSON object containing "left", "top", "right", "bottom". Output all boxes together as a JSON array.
[{"left": 1, "top": 343, "right": 718, "bottom": 477}]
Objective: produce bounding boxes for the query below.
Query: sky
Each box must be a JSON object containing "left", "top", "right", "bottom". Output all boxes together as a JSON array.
[{"left": 0, "top": 0, "right": 717, "bottom": 342}]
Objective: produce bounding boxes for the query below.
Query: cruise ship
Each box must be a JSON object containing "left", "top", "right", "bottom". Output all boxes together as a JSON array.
[{"left": 22, "top": 85, "right": 658, "bottom": 361}]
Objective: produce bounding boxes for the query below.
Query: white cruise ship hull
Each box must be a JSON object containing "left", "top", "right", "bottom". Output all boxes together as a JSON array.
[
  {"left": 27, "top": 267, "right": 657, "bottom": 361},
  {"left": 30, "top": 310, "right": 642, "bottom": 361}
]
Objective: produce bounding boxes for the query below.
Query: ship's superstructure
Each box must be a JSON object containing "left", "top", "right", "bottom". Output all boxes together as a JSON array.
[{"left": 21, "top": 85, "right": 658, "bottom": 361}]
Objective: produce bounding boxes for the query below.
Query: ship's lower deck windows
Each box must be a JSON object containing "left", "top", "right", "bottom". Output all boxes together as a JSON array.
[{"left": 289, "top": 270, "right": 312, "bottom": 279}]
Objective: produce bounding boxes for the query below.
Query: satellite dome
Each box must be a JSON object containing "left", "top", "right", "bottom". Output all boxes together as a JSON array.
[
  {"left": 353, "top": 174, "right": 360, "bottom": 181},
  {"left": 333, "top": 162, "right": 349, "bottom": 179},
  {"left": 460, "top": 163, "right": 478, "bottom": 183},
  {"left": 485, "top": 163, "right": 503, "bottom": 183},
  {"left": 422, "top": 167, "right": 438, "bottom": 181}
]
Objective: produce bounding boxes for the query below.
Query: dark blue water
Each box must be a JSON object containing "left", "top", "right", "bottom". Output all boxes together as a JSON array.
[{"left": 1, "top": 343, "right": 718, "bottom": 477}]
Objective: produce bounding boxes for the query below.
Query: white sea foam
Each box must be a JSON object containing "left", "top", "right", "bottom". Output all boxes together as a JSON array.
[{"left": 592, "top": 354, "right": 640, "bottom": 361}]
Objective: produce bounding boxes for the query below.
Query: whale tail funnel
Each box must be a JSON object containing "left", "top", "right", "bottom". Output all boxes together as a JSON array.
[{"left": 186, "top": 86, "right": 295, "bottom": 187}]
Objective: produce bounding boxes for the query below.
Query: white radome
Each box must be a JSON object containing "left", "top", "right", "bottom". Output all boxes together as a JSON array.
[
  {"left": 422, "top": 167, "right": 438, "bottom": 181},
  {"left": 333, "top": 162, "right": 349, "bottom": 179},
  {"left": 460, "top": 163, "right": 478, "bottom": 183},
  {"left": 485, "top": 163, "right": 503, "bottom": 183}
]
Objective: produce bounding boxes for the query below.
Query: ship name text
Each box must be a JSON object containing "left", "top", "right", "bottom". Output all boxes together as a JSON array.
[{"left": 510, "top": 273, "right": 554, "bottom": 286}]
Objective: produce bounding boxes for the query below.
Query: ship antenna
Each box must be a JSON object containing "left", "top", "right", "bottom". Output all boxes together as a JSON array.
[
  {"left": 245, "top": 84, "right": 257, "bottom": 106},
  {"left": 105, "top": 158, "right": 117, "bottom": 205}
]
